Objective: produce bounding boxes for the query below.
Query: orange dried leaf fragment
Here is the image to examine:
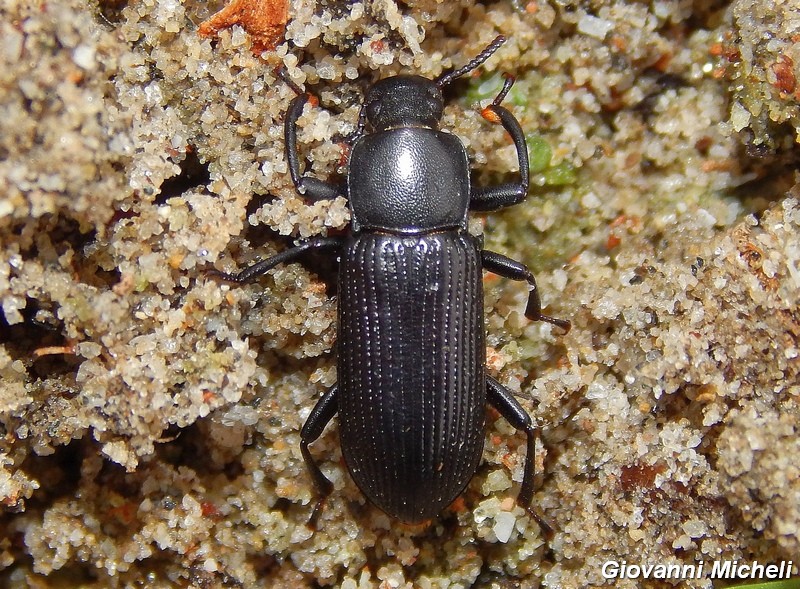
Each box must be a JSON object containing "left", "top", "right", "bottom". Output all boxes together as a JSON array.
[{"left": 198, "top": 0, "right": 289, "bottom": 53}]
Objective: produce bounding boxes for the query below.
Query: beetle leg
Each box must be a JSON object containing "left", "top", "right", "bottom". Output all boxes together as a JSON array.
[
  {"left": 285, "top": 93, "right": 345, "bottom": 201},
  {"left": 470, "top": 75, "right": 529, "bottom": 212},
  {"left": 301, "top": 384, "right": 339, "bottom": 526},
  {"left": 486, "top": 376, "right": 555, "bottom": 538},
  {"left": 209, "top": 237, "right": 344, "bottom": 283},
  {"left": 486, "top": 375, "right": 538, "bottom": 508},
  {"left": 481, "top": 250, "right": 571, "bottom": 333}
]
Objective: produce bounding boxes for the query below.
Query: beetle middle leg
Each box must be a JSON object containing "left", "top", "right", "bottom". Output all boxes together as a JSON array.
[
  {"left": 482, "top": 250, "right": 571, "bottom": 332},
  {"left": 209, "top": 236, "right": 344, "bottom": 283},
  {"left": 300, "top": 384, "right": 339, "bottom": 526}
]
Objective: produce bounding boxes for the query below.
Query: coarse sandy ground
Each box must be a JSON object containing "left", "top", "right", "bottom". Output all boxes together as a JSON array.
[{"left": 1, "top": 0, "right": 799, "bottom": 587}]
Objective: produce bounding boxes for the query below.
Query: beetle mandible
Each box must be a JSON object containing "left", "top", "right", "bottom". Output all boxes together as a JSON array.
[{"left": 213, "top": 36, "right": 570, "bottom": 524}]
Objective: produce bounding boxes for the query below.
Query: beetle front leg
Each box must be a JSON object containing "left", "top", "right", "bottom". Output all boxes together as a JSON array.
[
  {"left": 209, "top": 237, "right": 344, "bottom": 283},
  {"left": 470, "top": 74, "right": 530, "bottom": 212},
  {"left": 284, "top": 93, "right": 344, "bottom": 202},
  {"left": 482, "top": 250, "right": 571, "bottom": 333},
  {"left": 301, "top": 384, "right": 338, "bottom": 526}
]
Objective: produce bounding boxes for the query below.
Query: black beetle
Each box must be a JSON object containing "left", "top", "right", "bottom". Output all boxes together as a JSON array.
[{"left": 213, "top": 36, "right": 570, "bottom": 524}]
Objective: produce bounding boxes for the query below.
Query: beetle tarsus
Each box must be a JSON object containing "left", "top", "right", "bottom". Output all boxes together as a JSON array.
[
  {"left": 529, "top": 308, "right": 572, "bottom": 334},
  {"left": 526, "top": 504, "right": 555, "bottom": 541},
  {"left": 491, "top": 73, "right": 515, "bottom": 106},
  {"left": 307, "top": 496, "right": 329, "bottom": 530}
]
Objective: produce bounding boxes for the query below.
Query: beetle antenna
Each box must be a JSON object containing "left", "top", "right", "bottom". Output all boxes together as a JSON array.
[
  {"left": 343, "top": 103, "right": 368, "bottom": 144},
  {"left": 435, "top": 35, "right": 506, "bottom": 88},
  {"left": 275, "top": 66, "right": 306, "bottom": 96}
]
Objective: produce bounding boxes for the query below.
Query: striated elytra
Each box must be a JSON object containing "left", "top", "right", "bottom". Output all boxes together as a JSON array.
[{"left": 213, "top": 36, "right": 570, "bottom": 524}]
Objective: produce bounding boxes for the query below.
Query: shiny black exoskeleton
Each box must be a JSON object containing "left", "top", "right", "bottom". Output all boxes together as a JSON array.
[{"left": 213, "top": 36, "right": 570, "bottom": 523}]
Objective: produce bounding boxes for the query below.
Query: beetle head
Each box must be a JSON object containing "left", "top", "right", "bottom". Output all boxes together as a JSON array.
[
  {"left": 356, "top": 36, "right": 506, "bottom": 135},
  {"left": 364, "top": 75, "right": 444, "bottom": 130}
]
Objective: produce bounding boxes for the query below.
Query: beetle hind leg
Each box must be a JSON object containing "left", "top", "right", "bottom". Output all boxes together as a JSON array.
[
  {"left": 486, "top": 376, "right": 554, "bottom": 536},
  {"left": 300, "top": 384, "right": 339, "bottom": 527},
  {"left": 486, "top": 376, "right": 537, "bottom": 508}
]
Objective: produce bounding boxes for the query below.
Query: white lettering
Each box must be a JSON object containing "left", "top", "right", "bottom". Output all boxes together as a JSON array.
[
  {"left": 653, "top": 564, "right": 669, "bottom": 578},
  {"left": 601, "top": 561, "right": 619, "bottom": 579},
  {"left": 606, "top": 560, "right": 792, "bottom": 581},
  {"left": 680, "top": 563, "right": 701, "bottom": 578},
  {"left": 711, "top": 560, "right": 733, "bottom": 578}
]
